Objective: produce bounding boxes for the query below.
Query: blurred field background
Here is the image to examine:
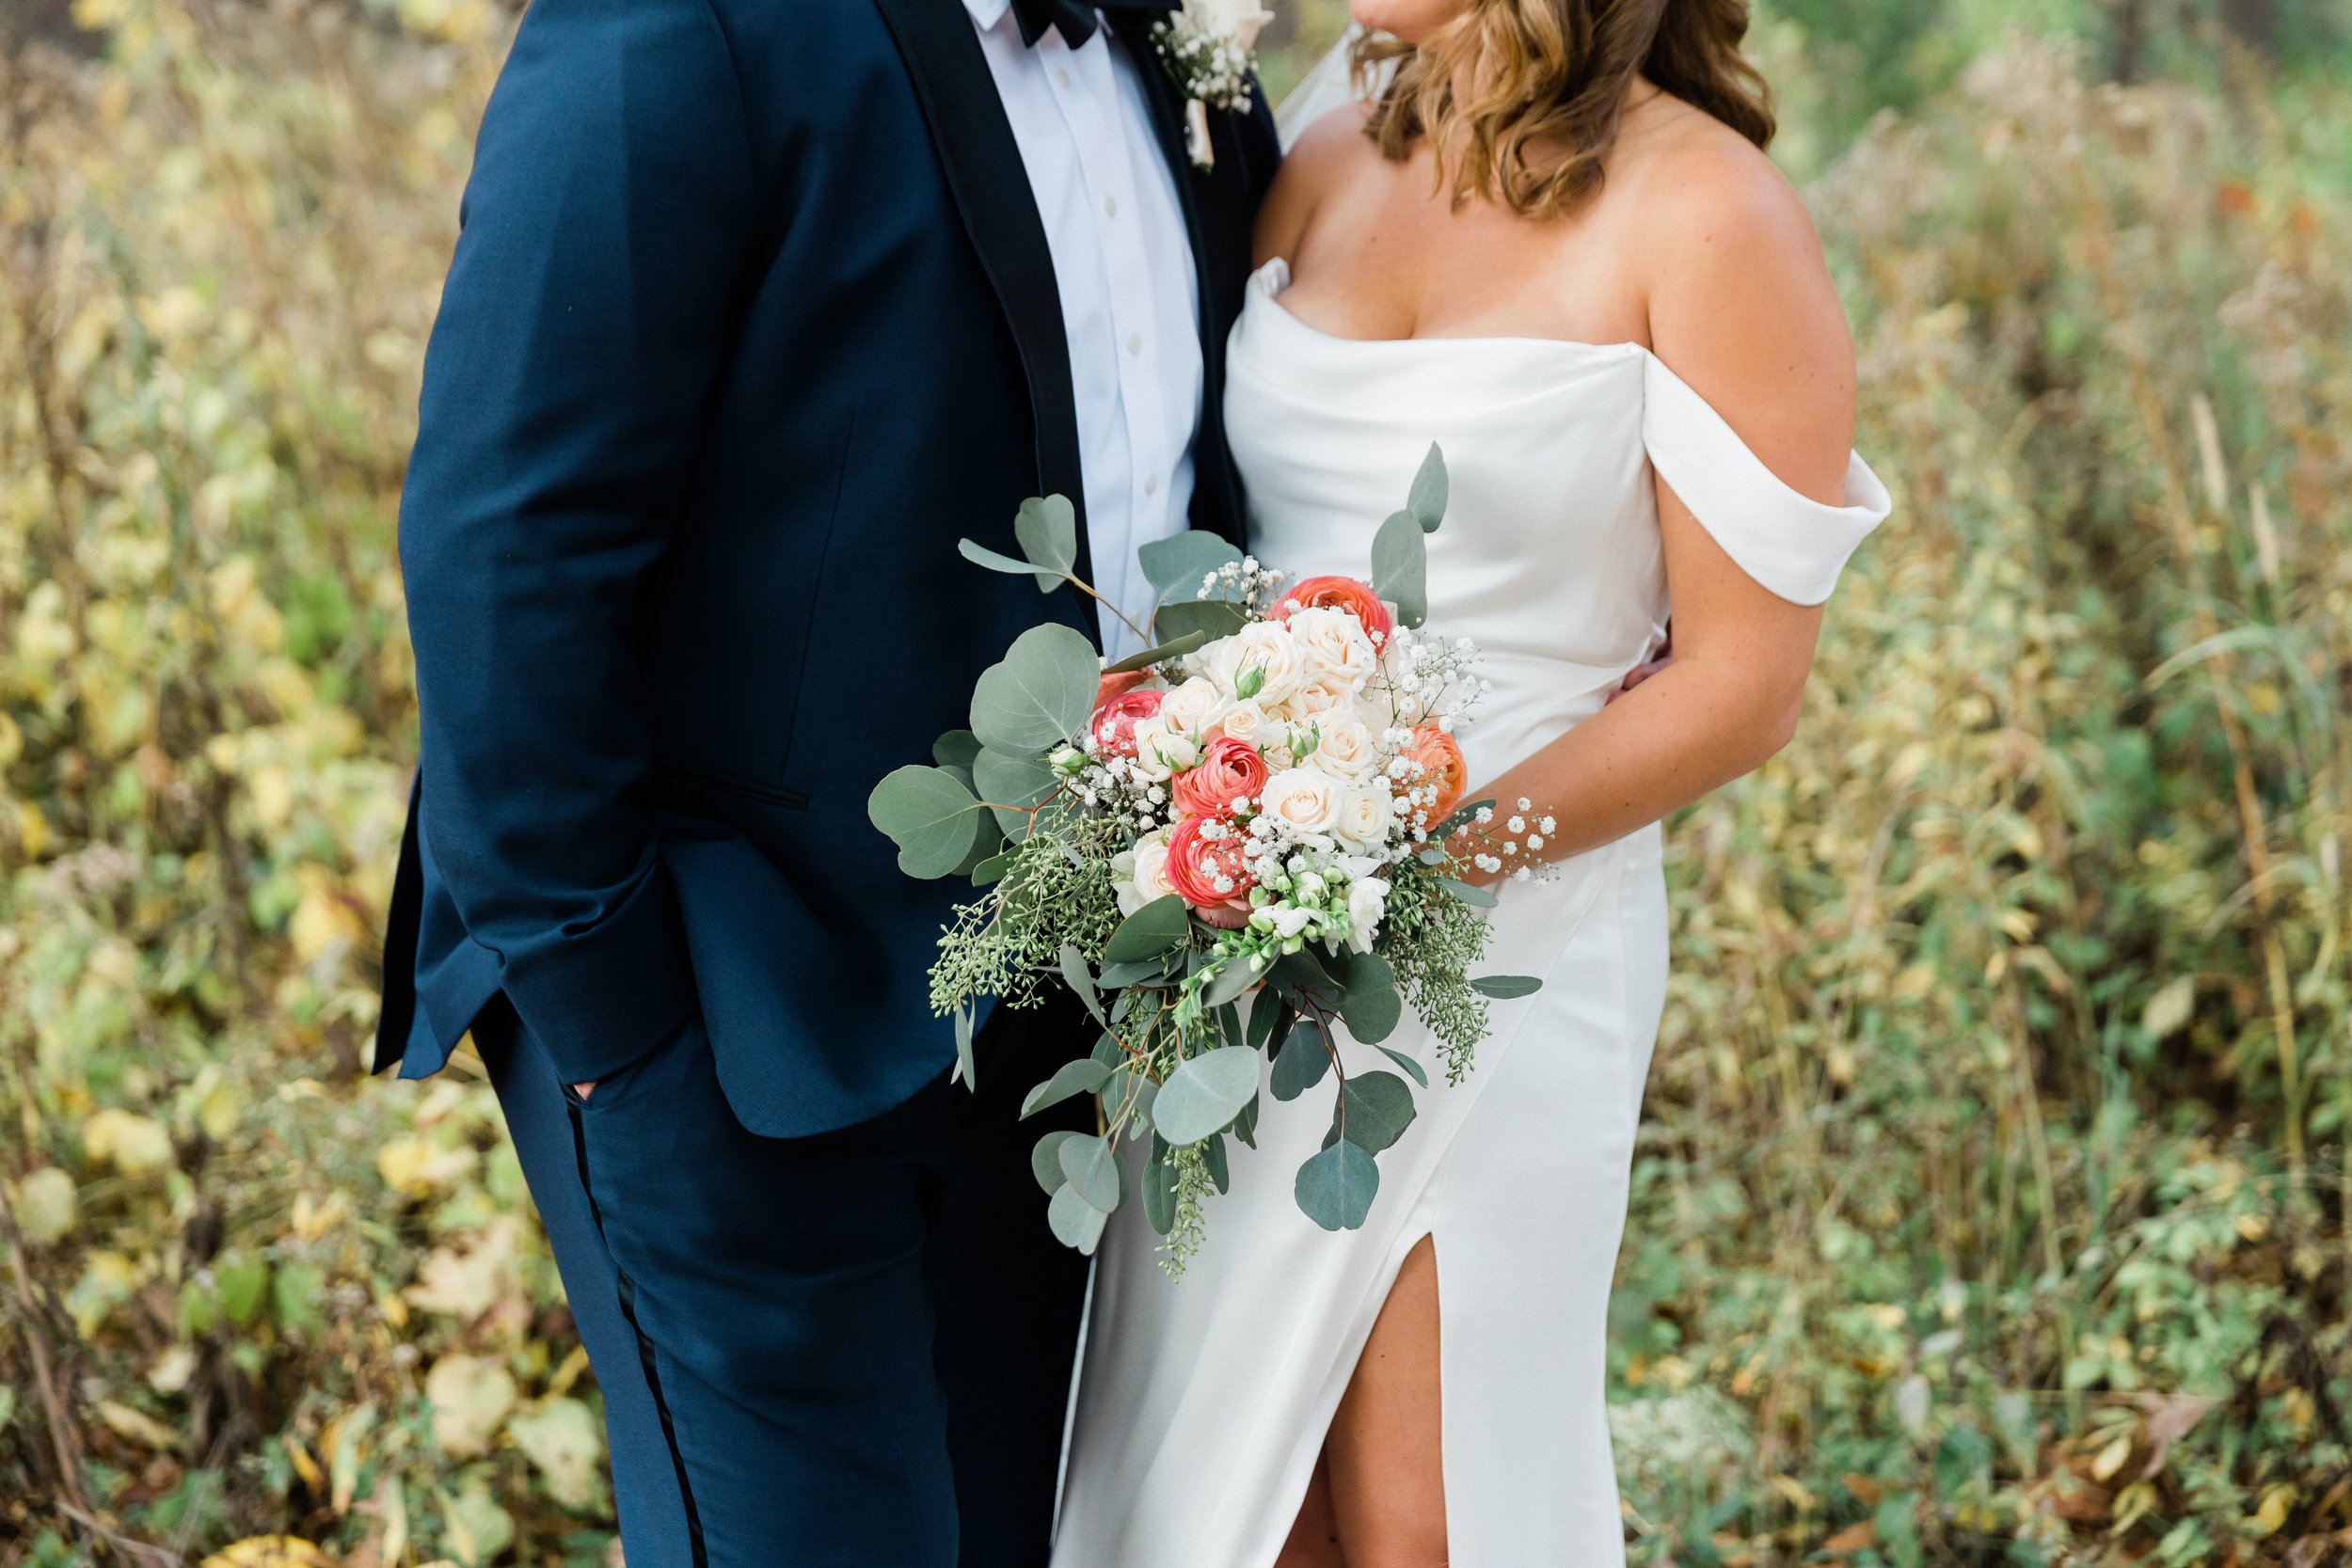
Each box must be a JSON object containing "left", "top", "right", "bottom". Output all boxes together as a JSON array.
[{"left": 3, "top": 0, "right": 2350, "bottom": 1563}]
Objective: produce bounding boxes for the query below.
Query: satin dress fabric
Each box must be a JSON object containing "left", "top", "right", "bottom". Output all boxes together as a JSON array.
[{"left": 1051, "top": 259, "right": 1891, "bottom": 1567}]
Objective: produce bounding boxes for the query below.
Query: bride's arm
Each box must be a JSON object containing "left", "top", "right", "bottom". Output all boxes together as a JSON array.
[{"left": 1465, "top": 134, "right": 1858, "bottom": 873}]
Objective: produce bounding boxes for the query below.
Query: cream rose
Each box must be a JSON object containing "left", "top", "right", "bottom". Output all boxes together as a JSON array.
[
  {"left": 1218, "top": 621, "right": 1309, "bottom": 707},
  {"left": 1119, "top": 831, "right": 1179, "bottom": 915},
  {"left": 1343, "top": 875, "right": 1391, "bottom": 954},
  {"left": 1259, "top": 765, "right": 1343, "bottom": 835},
  {"left": 1313, "top": 716, "right": 1381, "bottom": 778},
  {"left": 1286, "top": 678, "right": 1369, "bottom": 726},
  {"left": 1216, "top": 699, "right": 1289, "bottom": 755},
  {"left": 1333, "top": 784, "right": 1398, "bottom": 850},
  {"left": 1157, "top": 676, "right": 1227, "bottom": 740},
  {"left": 1194, "top": 0, "right": 1275, "bottom": 52},
  {"left": 1128, "top": 717, "right": 1200, "bottom": 782},
  {"left": 1285, "top": 605, "right": 1380, "bottom": 692}
]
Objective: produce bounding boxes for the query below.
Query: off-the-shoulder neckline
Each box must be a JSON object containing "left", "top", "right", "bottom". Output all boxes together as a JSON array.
[{"left": 1249, "top": 257, "right": 1650, "bottom": 360}]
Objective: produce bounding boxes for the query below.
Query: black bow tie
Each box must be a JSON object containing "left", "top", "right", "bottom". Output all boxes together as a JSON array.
[{"left": 1007, "top": 0, "right": 1177, "bottom": 51}]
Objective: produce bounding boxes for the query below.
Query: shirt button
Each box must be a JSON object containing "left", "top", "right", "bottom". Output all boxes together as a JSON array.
[
  {"left": 1056, "top": 69, "right": 1072, "bottom": 88},
  {"left": 1144, "top": 472, "right": 1159, "bottom": 495},
  {"left": 1103, "top": 194, "right": 1119, "bottom": 218},
  {"left": 1126, "top": 332, "right": 1143, "bottom": 356}
]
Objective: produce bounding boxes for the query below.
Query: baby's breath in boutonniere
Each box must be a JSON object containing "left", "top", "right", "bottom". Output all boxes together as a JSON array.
[{"left": 1152, "top": 0, "right": 1273, "bottom": 170}]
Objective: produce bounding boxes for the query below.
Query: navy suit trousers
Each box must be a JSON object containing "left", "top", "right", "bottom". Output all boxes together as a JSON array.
[{"left": 475, "top": 994, "right": 1096, "bottom": 1568}]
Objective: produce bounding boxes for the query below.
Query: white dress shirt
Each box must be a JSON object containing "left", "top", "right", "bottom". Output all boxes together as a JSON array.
[{"left": 963, "top": 0, "right": 1203, "bottom": 658}]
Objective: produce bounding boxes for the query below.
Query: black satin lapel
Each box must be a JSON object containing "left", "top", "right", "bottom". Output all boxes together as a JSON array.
[
  {"left": 871, "top": 0, "right": 1095, "bottom": 592},
  {"left": 1108, "top": 13, "right": 1247, "bottom": 548}
]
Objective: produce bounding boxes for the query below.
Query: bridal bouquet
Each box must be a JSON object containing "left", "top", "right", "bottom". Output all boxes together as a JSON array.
[{"left": 867, "top": 448, "right": 1544, "bottom": 1271}]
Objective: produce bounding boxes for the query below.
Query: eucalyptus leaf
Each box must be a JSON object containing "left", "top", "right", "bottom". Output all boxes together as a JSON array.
[
  {"left": 1200, "top": 954, "right": 1262, "bottom": 1010},
  {"left": 1104, "top": 895, "right": 1189, "bottom": 964},
  {"left": 1031, "top": 1130, "right": 1081, "bottom": 1196},
  {"left": 952, "top": 1005, "right": 977, "bottom": 1090},
  {"left": 1058, "top": 1133, "right": 1123, "bottom": 1214},
  {"left": 866, "top": 766, "right": 984, "bottom": 879},
  {"left": 1437, "top": 877, "right": 1499, "bottom": 910},
  {"left": 1379, "top": 1047, "right": 1430, "bottom": 1087},
  {"left": 1057, "top": 944, "right": 1105, "bottom": 1024},
  {"left": 1138, "top": 530, "right": 1245, "bottom": 603},
  {"left": 932, "top": 729, "right": 982, "bottom": 770},
  {"left": 1230, "top": 1090, "right": 1262, "bottom": 1148},
  {"left": 1152, "top": 597, "right": 1253, "bottom": 646},
  {"left": 1471, "top": 974, "right": 1544, "bottom": 999},
  {"left": 1247, "top": 991, "right": 1292, "bottom": 1054},
  {"left": 958, "top": 537, "right": 1053, "bottom": 585},
  {"left": 1099, "top": 955, "right": 1182, "bottom": 988},
  {"left": 1142, "top": 1147, "right": 1179, "bottom": 1236},
  {"left": 971, "top": 623, "right": 1099, "bottom": 755},
  {"left": 1021, "top": 1057, "right": 1112, "bottom": 1120},
  {"left": 1334, "top": 952, "right": 1403, "bottom": 1045},
  {"left": 1202, "top": 1132, "right": 1231, "bottom": 1195},
  {"left": 970, "top": 849, "right": 1013, "bottom": 886},
  {"left": 952, "top": 827, "right": 1003, "bottom": 879},
  {"left": 1295, "top": 1140, "right": 1380, "bottom": 1231},
  {"left": 1090, "top": 1030, "right": 1128, "bottom": 1069},
  {"left": 1105, "top": 630, "right": 1209, "bottom": 674},
  {"left": 1270, "top": 1018, "right": 1332, "bottom": 1102},
  {"left": 1335, "top": 1069, "right": 1416, "bottom": 1154},
  {"left": 975, "top": 746, "right": 1060, "bottom": 840},
  {"left": 1407, "top": 442, "right": 1449, "bottom": 532},
  {"left": 1048, "top": 1183, "right": 1110, "bottom": 1253},
  {"left": 1369, "top": 508, "right": 1428, "bottom": 629},
  {"left": 1013, "top": 495, "right": 1079, "bottom": 589},
  {"left": 1152, "top": 1045, "right": 1262, "bottom": 1148}
]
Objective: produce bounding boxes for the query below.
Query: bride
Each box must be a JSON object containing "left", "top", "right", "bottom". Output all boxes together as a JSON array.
[{"left": 1052, "top": 0, "right": 1890, "bottom": 1563}]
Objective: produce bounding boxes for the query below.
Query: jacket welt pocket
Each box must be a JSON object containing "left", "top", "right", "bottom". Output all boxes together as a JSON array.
[{"left": 651, "top": 763, "right": 811, "bottom": 814}]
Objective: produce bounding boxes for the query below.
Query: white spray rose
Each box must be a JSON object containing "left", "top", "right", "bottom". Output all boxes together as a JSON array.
[
  {"left": 1187, "top": 0, "right": 1274, "bottom": 52},
  {"left": 1313, "top": 716, "right": 1381, "bottom": 779},
  {"left": 1279, "top": 678, "right": 1352, "bottom": 723},
  {"left": 1259, "top": 765, "right": 1343, "bottom": 835},
  {"left": 1344, "top": 876, "right": 1391, "bottom": 954},
  {"left": 1128, "top": 717, "right": 1200, "bottom": 782},
  {"left": 1333, "top": 784, "right": 1398, "bottom": 850},
  {"left": 1120, "top": 831, "right": 1179, "bottom": 915},
  {"left": 1216, "top": 699, "right": 1289, "bottom": 755},
  {"left": 1157, "top": 676, "right": 1227, "bottom": 739},
  {"left": 1285, "top": 606, "right": 1380, "bottom": 692},
  {"left": 1216, "top": 621, "right": 1309, "bottom": 707}
]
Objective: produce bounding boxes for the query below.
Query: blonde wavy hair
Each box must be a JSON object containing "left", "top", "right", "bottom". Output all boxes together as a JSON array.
[{"left": 1357, "top": 0, "right": 1774, "bottom": 218}]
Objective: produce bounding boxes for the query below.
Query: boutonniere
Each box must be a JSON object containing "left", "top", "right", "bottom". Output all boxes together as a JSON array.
[{"left": 1152, "top": 0, "right": 1273, "bottom": 171}]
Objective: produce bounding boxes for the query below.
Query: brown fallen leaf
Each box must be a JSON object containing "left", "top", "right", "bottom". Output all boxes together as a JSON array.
[
  {"left": 2137, "top": 1392, "right": 2218, "bottom": 1480},
  {"left": 1821, "top": 1521, "right": 1878, "bottom": 1555}
]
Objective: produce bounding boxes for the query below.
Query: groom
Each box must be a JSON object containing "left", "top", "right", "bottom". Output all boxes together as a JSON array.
[{"left": 374, "top": 0, "right": 1279, "bottom": 1561}]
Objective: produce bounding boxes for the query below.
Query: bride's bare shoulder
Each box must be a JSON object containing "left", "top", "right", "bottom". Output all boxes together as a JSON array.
[{"left": 1252, "top": 102, "right": 1382, "bottom": 265}]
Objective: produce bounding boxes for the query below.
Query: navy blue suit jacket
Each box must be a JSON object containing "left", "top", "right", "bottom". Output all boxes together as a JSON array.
[{"left": 377, "top": 0, "right": 1280, "bottom": 1135}]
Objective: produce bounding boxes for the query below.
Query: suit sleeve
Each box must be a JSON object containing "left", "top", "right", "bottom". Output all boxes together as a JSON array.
[{"left": 398, "top": 0, "right": 754, "bottom": 1084}]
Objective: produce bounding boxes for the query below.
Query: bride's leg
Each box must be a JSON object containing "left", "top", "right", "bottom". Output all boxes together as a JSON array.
[
  {"left": 1324, "top": 1234, "right": 1447, "bottom": 1567},
  {"left": 1275, "top": 1451, "right": 1344, "bottom": 1568}
]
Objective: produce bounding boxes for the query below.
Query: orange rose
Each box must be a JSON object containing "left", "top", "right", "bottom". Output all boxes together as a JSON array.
[
  {"left": 1405, "top": 724, "right": 1468, "bottom": 822},
  {"left": 1272, "top": 575, "right": 1393, "bottom": 646}
]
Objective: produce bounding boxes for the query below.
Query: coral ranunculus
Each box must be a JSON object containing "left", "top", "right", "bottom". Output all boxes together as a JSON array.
[
  {"left": 1406, "top": 723, "right": 1470, "bottom": 822},
  {"left": 1162, "top": 814, "right": 1254, "bottom": 913},
  {"left": 1090, "top": 686, "right": 1163, "bottom": 758},
  {"left": 1171, "top": 735, "right": 1269, "bottom": 820},
  {"left": 1274, "top": 574, "right": 1393, "bottom": 646}
]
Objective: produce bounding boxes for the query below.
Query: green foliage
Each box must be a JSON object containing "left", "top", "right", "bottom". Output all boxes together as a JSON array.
[{"left": 1, "top": 1, "right": 2348, "bottom": 1563}]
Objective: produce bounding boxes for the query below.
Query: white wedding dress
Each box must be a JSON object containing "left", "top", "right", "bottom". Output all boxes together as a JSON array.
[{"left": 1048, "top": 253, "right": 1890, "bottom": 1567}]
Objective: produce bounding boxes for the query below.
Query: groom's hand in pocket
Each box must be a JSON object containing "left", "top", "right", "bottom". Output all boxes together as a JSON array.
[{"left": 572, "top": 1082, "right": 596, "bottom": 1101}]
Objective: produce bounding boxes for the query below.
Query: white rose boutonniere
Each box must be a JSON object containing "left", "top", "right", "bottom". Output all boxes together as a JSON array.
[{"left": 1153, "top": 0, "right": 1272, "bottom": 170}]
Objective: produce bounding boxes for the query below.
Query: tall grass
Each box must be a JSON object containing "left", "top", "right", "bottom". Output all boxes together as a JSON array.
[{"left": 0, "top": 4, "right": 2345, "bottom": 1565}]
